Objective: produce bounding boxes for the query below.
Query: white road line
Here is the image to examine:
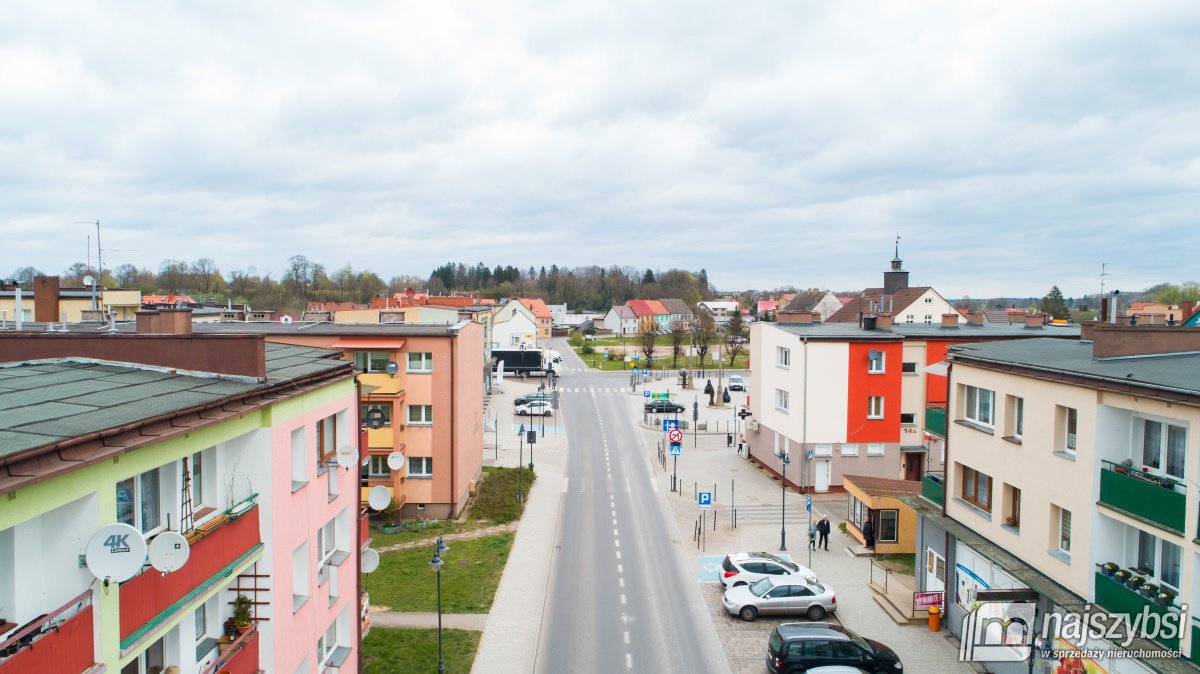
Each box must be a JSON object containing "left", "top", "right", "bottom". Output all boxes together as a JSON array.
[
  {"left": 616, "top": 551, "right": 621, "bottom": 559},
  {"left": 626, "top": 654, "right": 632, "bottom": 669},
  {"left": 617, "top": 564, "right": 623, "bottom": 573},
  {"left": 612, "top": 518, "right": 617, "bottom": 526},
  {"left": 613, "top": 528, "right": 619, "bottom": 536},
  {"left": 611, "top": 510, "right": 616, "bottom": 517},
  {"left": 619, "top": 577, "right": 625, "bottom": 588},
  {"left": 623, "top": 631, "right": 630, "bottom": 645},
  {"left": 624, "top": 477, "right": 632, "bottom": 492},
  {"left": 561, "top": 477, "right": 569, "bottom": 493},
  {"left": 620, "top": 594, "right": 626, "bottom": 605}
]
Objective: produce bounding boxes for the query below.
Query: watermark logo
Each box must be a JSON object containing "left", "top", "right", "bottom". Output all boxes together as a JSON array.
[{"left": 959, "top": 600, "right": 1037, "bottom": 662}]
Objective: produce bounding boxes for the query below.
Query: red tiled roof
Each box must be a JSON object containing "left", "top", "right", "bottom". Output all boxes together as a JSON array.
[
  {"left": 627, "top": 299, "right": 668, "bottom": 316},
  {"left": 518, "top": 297, "right": 553, "bottom": 319},
  {"left": 144, "top": 294, "right": 195, "bottom": 306},
  {"left": 645, "top": 299, "right": 669, "bottom": 315}
]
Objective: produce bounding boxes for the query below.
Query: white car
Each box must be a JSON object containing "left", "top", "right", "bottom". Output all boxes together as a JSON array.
[
  {"left": 720, "top": 551, "right": 817, "bottom": 589},
  {"left": 728, "top": 375, "right": 747, "bottom": 391},
  {"left": 515, "top": 401, "right": 554, "bottom": 416}
]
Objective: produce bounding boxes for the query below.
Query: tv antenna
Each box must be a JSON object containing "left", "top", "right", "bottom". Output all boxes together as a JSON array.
[{"left": 1099, "top": 262, "right": 1110, "bottom": 300}]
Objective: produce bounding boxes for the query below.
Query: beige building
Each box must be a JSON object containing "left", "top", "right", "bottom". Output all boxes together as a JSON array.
[{"left": 1, "top": 276, "right": 142, "bottom": 323}]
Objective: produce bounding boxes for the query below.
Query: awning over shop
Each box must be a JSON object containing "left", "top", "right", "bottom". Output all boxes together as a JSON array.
[{"left": 331, "top": 338, "right": 406, "bottom": 350}]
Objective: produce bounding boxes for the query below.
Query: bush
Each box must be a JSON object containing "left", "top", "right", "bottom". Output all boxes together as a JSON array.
[
  {"left": 469, "top": 467, "right": 537, "bottom": 523},
  {"left": 568, "top": 331, "right": 584, "bottom": 347},
  {"left": 581, "top": 344, "right": 594, "bottom": 355}
]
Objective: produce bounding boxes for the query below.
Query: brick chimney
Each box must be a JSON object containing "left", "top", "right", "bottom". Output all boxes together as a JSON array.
[
  {"left": 875, "top": 313, "right": 894, "bottom": 329},
  {"left": 137, "top": 308, "right": 193, "bottom": 334},
  {"left": 778, "top": 310, "right": 816, "bottom": 324},
  {"left": 966, "top": 311, "right": 984, "bottom": 325},
  {"left": 1180, "top": 301, "right": 1194, "bottom": 323},
  {"left": 941, "top": 313, "right": 959, "bottom": 327},
  {"left": 33, "top": 275, "right": 61, "bottom": 323},
  {"left": 1024, "top": 313, "right": 1044, "bottom": 328}
]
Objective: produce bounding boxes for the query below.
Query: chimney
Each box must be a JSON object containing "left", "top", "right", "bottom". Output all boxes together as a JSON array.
[
  {"left": 33, "top": 275, "right": 61, "bottom": 323},
  {"left": 862, "top": 315, "right": 877, "bottom": 330},
  {"left": 778, "top": 310, "right": 816, "bottom": 324},
  {"left": 138, "top": 308, "right": 193, "bottom": 334},
  {"left": 966, "top": 311, "right": 984, "bottom": 325},
  {"left": 1024, "top": 313, "right": 1044, "bottom": 328},
  {"left": 941, "top": 313, "right": 959, "bottom": 327},
  {"left": 1181, "top": 301, "right": 1195, "bottom": 323},
  {"left": 875, "top": 313, "right": 894, "bottom": 329}
]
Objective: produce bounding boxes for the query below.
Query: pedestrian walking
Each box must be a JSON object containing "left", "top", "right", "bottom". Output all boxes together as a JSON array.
[
  {"left": 816, "top": 514, "right": 831, "bottom": 551},
  {"left": 808, "top": 520, "right": 817, "bottom": 551}
]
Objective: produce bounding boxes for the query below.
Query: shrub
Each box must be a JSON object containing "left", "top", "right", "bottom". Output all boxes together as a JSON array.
[
  {"left": 469, "top": 467, "right": 537, "bottom": 523},
  {"left": 581, "top": 344, "right": 594, "bottom": 355},
  {"left": 568, "top": 331, "right": 584, "bottom": 347}
]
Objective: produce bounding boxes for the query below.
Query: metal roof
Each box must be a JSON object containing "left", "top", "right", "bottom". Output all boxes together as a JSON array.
[
  {"left": 111, "top": 321, "right": 471, "bottom": 337},
  {"left": 771, "top": 322, "right": 1080, "bottom": 340}
]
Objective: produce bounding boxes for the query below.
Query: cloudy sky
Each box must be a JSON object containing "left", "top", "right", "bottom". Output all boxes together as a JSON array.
[{"left": 2, "top": 1, "right": 1198, "bottom": 298}]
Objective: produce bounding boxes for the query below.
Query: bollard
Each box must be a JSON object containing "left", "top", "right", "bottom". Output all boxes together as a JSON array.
[
  {"left": 733, "top": 508, "right": 737, "bottom": 529},
  {"left": 928, "top": 605, "right": 941, "bottom": 632},
  {"left": 714, "top": 509, "right": 718, "bottom": 530}
]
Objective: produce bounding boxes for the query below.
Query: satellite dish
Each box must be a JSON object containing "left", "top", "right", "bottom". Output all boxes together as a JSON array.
[
  {"left": 385, "top": 360, "right": 399, "bottom": 375},
  {"left": 148, "top": 531, "right": 191, "bottom": 573},
  {"left": 83, "top": 275, "right": 95, "bottom": 287},
  {"left": 386, "top": 451, "right": 405, "bottom": 470},
  {"left": 365, "top": 408, "right": 386, "bottom": 430},
  {"left": 361, "top": 548, "right": 381, "bottom": 574},
  {"left": 280, "top": 315, "right": 294, "bottom": 324},
  {"left": 85, "top": 523, "right": 148, "bottom": 583},
  {"left": 367, "top": 486, "right": 392, "bottom": 511},
  {"left": 336, "top": 445, "right": 357, "bottom": 469}
]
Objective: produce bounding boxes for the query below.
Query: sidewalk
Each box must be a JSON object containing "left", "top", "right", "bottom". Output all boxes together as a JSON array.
[
  {"left": 631, "top": 378, "right": 978, "bottom": 674},
  {"left": 370, "top": 611, "right": 489, "bottom": 630}
]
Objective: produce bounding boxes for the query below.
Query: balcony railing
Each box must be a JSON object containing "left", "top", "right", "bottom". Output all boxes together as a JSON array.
[
  {"left": 1094, "top": 571, "right": 1180, "bottom": 650},
  {"left": 922, "top": 472, "right": 945, "bottom": 507},
  {"left": 1099, "top": 461, "right": 1186, "bottom": 534},
  {"left": 0, "top": 589, "right": 95, "bottom": 674},
  {"left": 924, "top": 404, "right": 947, "bottom": 439},
  {"left": 121, "top": 497, "right": 262, "bottom": 644},
  {"left": 201, "top": 624, "right": 259, "bottom": 674}
]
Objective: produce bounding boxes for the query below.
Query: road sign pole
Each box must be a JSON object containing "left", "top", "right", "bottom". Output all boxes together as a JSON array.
[
  {"left": 518, "top": 426, "right": 524, "bottom": 502},
  {"left": 672, "top": 455, "right": 678, "bottom": 492}
]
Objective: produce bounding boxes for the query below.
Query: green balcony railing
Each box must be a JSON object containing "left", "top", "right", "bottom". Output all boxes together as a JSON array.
[
  {"left": 1193, "top": 622, "right": 1200, "bottom": 666},
  {"left": 922, "top": 472, "right": 945, "bottom": 507},
  {"left": 924, "top": 404, "right": 947, "bottom": 439},
  {"left": 1094, "top": 571, "right": 1180, "bottom": 650},
  {"left": 1099, "top": 461, "right": 1185, "bottom": 534}
]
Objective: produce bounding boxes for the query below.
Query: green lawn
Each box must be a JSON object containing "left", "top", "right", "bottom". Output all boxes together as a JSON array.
[
  {"left": 875, "top": 553, "right": 916, "bottom": 576},
  {"left": 369, "top": 519, "right": 492, "bottom": 549},
  {"left": 569, "top": 345, "right": 749, "bottom": 372},
  {"left": 468, "top": 466, "right": 536, "bottom": 523},
  {"left": 366, "top": 533, "right": 515, "bottom": 613},
  {"left": 363, "top": 627, "right": 480, "bottom": 674}
]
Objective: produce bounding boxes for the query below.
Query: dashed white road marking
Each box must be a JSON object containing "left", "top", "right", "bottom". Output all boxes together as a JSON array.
[
  {"left": 562, "top": 477, "right": 569, "bottom": 493},
  {"left": 623, "top": 631, "right": 630, "bottom": 645},
  {"left": 626, "top": 654, "right": 632, "bottom": 669},
  {"left": 616, "top": 551, "right": 621, "bottom": 560}
]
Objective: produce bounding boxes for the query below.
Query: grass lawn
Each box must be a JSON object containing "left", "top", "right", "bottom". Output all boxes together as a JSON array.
[
  {"left": 370, "top": 519, "right": 492, "bottom": 549},
  {"left": 875, "top": 553, "right": 916, "bottom": 576},
  {"left": 367, "top": 533, "right": 515, "bottom": 613},
  {"left": 370, "top": 466, "right": 536, "bottom": 545},
  {"left": 363, "top": 627, "right": 480, "bottom": 674},
  {"left": 569, "top": 345, "right": 749, "bottom": 372}
]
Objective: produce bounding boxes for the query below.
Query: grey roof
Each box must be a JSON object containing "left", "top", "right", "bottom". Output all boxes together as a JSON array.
[
  {"left": 781, "top": 290, "right": 825, "bottom": 312},
  {"left": 115, "top": 321, "right": 471, "bottom": 337},
  {"left": 660, "top": 298, "right": 692, "bottom": 316},
  {"left": 770, "top": 321, "right": 1079, "bottom": 341},
  {"left": 0, "top": 342, "right": 348, "bottom": 460},
  {"left": 949, "top": 337, "right": 1200, "bottom": 396},
  {"left": 612, "top": 305, "right": 635, "bottom": 320}
]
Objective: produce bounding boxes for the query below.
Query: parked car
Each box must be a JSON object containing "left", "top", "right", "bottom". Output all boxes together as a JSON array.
[
  {"left": 515, "top": 401, "right": 554, "bottom": 416},
  {"left": 643, "top": 399, "right": 685, "bottom": 413},
  {"left": 806, "top": 667, "right": 872, "bottom": 674},
  {"left": 766, "top": 623, "right": 903, "bottom": 673},
  {"left": 722, "top": 576, "right": 836, "bottom": 622},
  {"left": 728, "top": 375, "right": 747, "bottom": 391},
  {"left": 514, "top": 392, "right": 553, "bottom": 406},
  {"left": 721, "top": 551, "right": 817, "bottom": 589}
]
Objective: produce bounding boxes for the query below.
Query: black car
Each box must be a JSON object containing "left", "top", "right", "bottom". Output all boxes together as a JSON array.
[
  {"left": 766, "top": 623, "right": 902, "bottom": 674},
  {"left": 514, "top": 393, "right": 553, "bottom": 406},
  {"left": 643, "top": 399, "right": 685, "bottom": 413}
]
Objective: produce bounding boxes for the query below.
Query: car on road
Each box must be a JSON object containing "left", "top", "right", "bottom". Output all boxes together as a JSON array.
[
  {"left": 728, "top": 375, "right": 747, "bottom": 391},
  {"left": 643, "top": 399, "right": 685, "bottom": 413},
  {"left": 766, "top": 622, "right": 903, "bottom": 673},
  {"left": 515, "top": 401, "right": 554, "bottom": 416},
  {"left": 722, "top": 576, "right": 836, "bottom": 622},
  {"left": 720, "top": 551, "right": 817, "bottom": 589},
  {"left": 514, "top": 392, "right": 553, "bottom": 406}
]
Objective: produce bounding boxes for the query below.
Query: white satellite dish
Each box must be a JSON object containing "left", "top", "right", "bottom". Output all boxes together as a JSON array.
[
  {"left": 83, "top": 275, "right": 95, "bottom": 287},
  {"left": 367, "top": 486, "right": 392, "bottom": 511},
  {"left": 336, "top": 445, "right": 357, "bottom": 469},
  {"left": 148, "top": 531, "right": 191, "bottom": 573},
  {"left": 280, "top": 315, "right": 294, "bottom": 324},
  {"left": 386, "top": 451, "right": 405, "bottom": 471},
  {"left": 85, "top": 523, "right": 148, "bottom": 583},
  {"left": 361, "top": 548, "right": 381, "bottom": 574}
]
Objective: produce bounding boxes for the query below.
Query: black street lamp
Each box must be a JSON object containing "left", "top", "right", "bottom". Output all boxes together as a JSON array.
[
  {"left": 429, "top": 536, "right": 450, "bottom": 674},
  {"left": 778, "top": 451, "right": 791, "bottom": 551}
]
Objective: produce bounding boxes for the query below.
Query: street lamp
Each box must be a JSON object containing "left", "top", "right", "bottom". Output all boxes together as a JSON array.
[
  {"left": 429, "top": 536, "right": 450, "bottom": 674},
  {"left": 778, "top": 450, "right": 791, "bottom": 551}
]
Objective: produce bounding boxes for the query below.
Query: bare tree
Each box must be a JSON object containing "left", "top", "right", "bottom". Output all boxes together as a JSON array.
[
  {"left": 724, "top": 310, "right": 747, "bottom": 365},
  {"left": 669, "top": 321, "right": 687, "bottom": 367},
  {"left": 638, "top": 327, "right": 657, "bottom": 369},
  {"left": 691, "top": 309, "right": 716, "bottom": 369}
]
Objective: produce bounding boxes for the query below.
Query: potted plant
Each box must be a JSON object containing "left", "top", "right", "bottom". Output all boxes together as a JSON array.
[
  {"left": 1139, "top": 583, "right": 1159, "bottom": 598},
  {"left": 1112, "top": 569, "right": 1130, "bottom": 584},
  {"left": 1115, "top": 459, "right": 1133, "bottom": 475},
  {"left": 232, "top": 595, "right": 253, "bottom": 635},
  {"left": 1100, "top": 562, "right": 1120, "bottom": 577},
  {"left": 223, "top": 617, "right": 238, "bottom": 639},
  {"left": 1156, "top": 590, "right": 1176, "bottom": 608},
  {"left": 1125, "top": 574, "right": 1145, "bottom": 590}
]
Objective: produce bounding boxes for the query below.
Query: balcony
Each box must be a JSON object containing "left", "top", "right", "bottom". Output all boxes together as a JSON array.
[
  {"left": 0, "top": 590, "right": 96, "bottom": 674},
  {"left": 121, "top": 497, "right": 262, "bottom": 646},
  {"left": 1094, "top": 571, "right": 1180, "bottom": 649},
  {"left": 201, "top": 625, "right": 259, "bottom": 674},
  {"left": 1098, "top": 461, "right": 1186, "bottom": 535},
  {"left": 924, "top": 404, "right": 946, "bottom": 439},
  {"left": 921, "top": 472, "right": 945, "bottom": 507}
]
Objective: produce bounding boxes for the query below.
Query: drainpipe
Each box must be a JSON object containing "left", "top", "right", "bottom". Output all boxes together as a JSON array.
[
  {"left": 450, "top": 331, "right": 458, "bottom": 517},
  {"left": 943, "top": 361, "right": 952, "bottom": 517},
  {"left": 354, "top": 376, "right": 364, "bottom": 672},
  {"left": 801, "top": 337, "right": 809, "bottom": 492}
]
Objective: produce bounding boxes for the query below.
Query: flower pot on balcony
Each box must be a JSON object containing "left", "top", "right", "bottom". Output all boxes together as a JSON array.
[
  {"left": 1139, "top": 583, "right": 1159, "bottom": 598},
  {"left": 1156, "top": 591, "right": 1176, "bottom": 608},
  {"left": 1125, "top": 575, "right": 1145, "bottom": 590},
  {"left": 223, "top": 619, "right": 238, "bottom": 639},
  {"left": 1100, "top": 562, "right": 1119, "bottom": 577},
  {"left": 1112, "top": 570, "right": 1130, "bottom": 584}
]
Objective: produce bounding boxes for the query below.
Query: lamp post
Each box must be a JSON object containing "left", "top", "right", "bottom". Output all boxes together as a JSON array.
[
  {"left": 778, "top": 450, "right": 791, "bottom": 551},
  {"left": 517, "top": 424, "right": 525, "bottom": 502},
  {"left": 429, "top": 536, "right": 450, "bottom": 674}
]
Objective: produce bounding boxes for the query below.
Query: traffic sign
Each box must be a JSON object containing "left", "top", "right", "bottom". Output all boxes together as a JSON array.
[
  {"left": 698, "top": 492, "right": 712, "bottom": 509},
  {"left": 738, "top": 409, "right": 751, "bottom": 419},
  {"left": 806, "top": 449, "right": 814, "bottom": 461},
  {"left": 806, "top": 495, "right": 813, "bottom": 512},
  {"left": 669, "top": 429, "right": 683, "bottom": 443},
  {"left": 644, "top": 390, "right": 651, "bottom": 398},
  {"left": 662, "top": 419, "right": 679, "bottom": 432},
  {"left": 670, "top": 445, "right": 681, "bottom": 456}
]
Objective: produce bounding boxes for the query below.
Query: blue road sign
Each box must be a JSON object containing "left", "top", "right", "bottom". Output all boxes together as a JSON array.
[
  {"left": 670, "top": 445, "right": 681, "bottom": 456},
  {"left": 698, "top": 492, "right": 712, "bottom": 509},
  {"left": 662, "top": 419, "right": 679, "bottom": 432},
  {"left": 806, "top": 495, "right": 813, "bottom": 512},
  {"left": 644, "top": 390, "right": 651, "bottom": 398},
  {"left": 806, "top": 449, "right": 814, "bottom": 461}
]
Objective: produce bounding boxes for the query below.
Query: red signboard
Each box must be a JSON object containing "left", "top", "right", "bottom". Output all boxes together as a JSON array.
[{"left": 913, "top": 591, "right": 944, "bottom": 611}]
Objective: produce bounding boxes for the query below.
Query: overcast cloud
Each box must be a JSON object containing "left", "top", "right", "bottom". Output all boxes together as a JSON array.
[{"left": 2, "top": 1, "right": 1198, "bottom": 298}]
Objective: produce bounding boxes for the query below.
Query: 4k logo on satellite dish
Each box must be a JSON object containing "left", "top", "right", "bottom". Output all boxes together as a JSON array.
[{"left": 103, "top": 533, "right": 132, "bottom": 554}]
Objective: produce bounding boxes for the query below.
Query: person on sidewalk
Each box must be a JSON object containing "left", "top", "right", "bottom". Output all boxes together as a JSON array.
[
  {"left": 862, "top": 517, "right": 875, "bottom": 549},
  {"left": 816, "top": 514, "right": 831, "bottom": 550},
  {"left": 808, "top": 520, "right": 817, "bottom": 551}
]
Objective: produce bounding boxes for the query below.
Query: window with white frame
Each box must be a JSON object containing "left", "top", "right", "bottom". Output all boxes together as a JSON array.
[
  {"left": 962, "top": 385, "right": 994, "bottom": 427},
  {"left": 290, "top": 427, "right": 307, "bottom": 489},
  {"left": 194, "top": 602, "right": 207, "bottom": 643},
  {"left": 353, "top": 351, "right": 391, "bottom": 373},
  {"left": 361, "top": 402, "right": 392, "bottom": 427},
  {"left": 409, "top": 457, "right": 433, "bottom": 477},
  {"left": 408, "top": 404, "right": 433, "bottom": 425},
  {"left": 776, "top": 346, "right": 791, "bottom": 367},
  {"left": 867, "top": 350, "right": 885, "bottom": 374},
  {"left": 901, "top": 361, "right": 918, "bottom": 374},
  {"left": 121, "top": 636, "right": 165, "bottom": 674},
  {"left": 317, "top": 518, "right": 336, "bottom": 584},
  {"left": 407, "top": 352, "right": 433, "bottom": 372},
  {"left": 1135, "top": 530, "right": 1182, "bottom": 591},
  {"left": 775, "top": 388, "right": 790, "bottom": 412},
  {"left": 867, "top": 443, "right": 884, "bottom": 456},
  {"left": 116, "top": 466, "right": 169, "bottom": 534},
  {"left": 924, "top": 315, "right": 933, "bottom": 324},
  {"left": 1137, "top": 418, "right": 1187, "bottom": 479},
  {"left": 905, "top": 315, "right": 914, "bottom": 323},
  {"left": 1062, "top": 406, "right": 1077, "bottom": 454},
  {"left": 361, "top": 455, "right": 391, "bottom": 484},
  {"left": 188, "top": 448, "right": 216, "bottom": 520},
  {"left": 867, "top": 396, "right": 884, "bottom": 419},
  {"left": 318, "top": 617, "right": 337, "bottom": 666},
  {"left": 841, "top": 443, "right": 859, "bottom": 456}
]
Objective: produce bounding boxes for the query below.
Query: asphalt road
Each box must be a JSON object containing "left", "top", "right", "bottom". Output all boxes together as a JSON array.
[{"left": 535, "top": 342, "right": 730, "bottom": 673}]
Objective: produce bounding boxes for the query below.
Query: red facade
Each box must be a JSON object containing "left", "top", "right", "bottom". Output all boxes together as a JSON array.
[
  {"left": 0, "top": 604, "right": 95, "bottom": 674},
  {"left": 844, "top": 341, "right": 903, "bottom": 443}
]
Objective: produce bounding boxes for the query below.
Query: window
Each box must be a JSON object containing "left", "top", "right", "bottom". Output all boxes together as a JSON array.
[
  {"left": 900, "top": 413, "right": 915, "bottom": 424},
  {"left": 189, "top": 448, "right": 215, "bottom": 520},
  {"left": 901, "top": 362, "right": 918, "bottom": 374},
  {"left": 776, "top": 346, "right": 790, "bottom": 367},
  {"left": 905, "top": 315, "right": 914, "bottom": 323},
  {"left": 924, "top": 297, "right": 933, "bottom": 303},
  {"left": 120, "top": 636, "right": 164, "bottom": 674},
  {"left": 960, "top": 465, "right": 992, "bottom": 512},
  {"left": 841, "top": 443, "right": 859, "bottom": 456},
  {"left": 291, "top": 427, "right": 307, "bottom": 490},
  {"left": 1138, "top": 419, "right": 1187, "bottom": 479},
  {"left": 924, "top": 315, "right": 933, "bottom": 324},
  {"left": 878, "top": 510, "right": 898, "bottom": 542},
  {"left": 867, "top": 443, "right": 884, "bottom": 456},
  {"left": 194, "top": 603, "right": 207, "bottom": 642},
  {"left": 1135, "top": 531, "right": 1182, "bottom": 591},
  {"left": 317, "top": 518, "right": 337, "bottom": 584},
  {"left": 962, "top": 385, "right": 994, "bottom": 426},
  {"left": 867, "top": 396, "right": 884, "bottom": 419},
  {"left": 775, "top": 388, "right": 790, "bottom": 412},
  {"left": 407, "top": 352, "right": 433, "bottom": 372},
  {"left": 1137, "top": 531, "right": 1157, "bottom": 575},
  {"left": 1064, "top": 407, "right": 1077, "bottom": 454},
  {"left": 353, "top": 351, "right": 391, "bottom": 373},
  {"left": 361, "top": 455, "right": 392, "bottom": 483},
  {"left": 316, "top": 414, "right": 337, "bottom": 465},
  {"left": 116, "top": 467, "right": 167, "bottom": 534},
  {"left": 1003, "top": 484, "right": 1021, "bottom": 529},
  {"left": 408, "top": 404, "right": 433, "bottom": 425},
  {"left": 292, "top": 542, "right": 310, "bottom": 611},
  {"left": 814, "top": 444, "right": 833, "bottom": 457},
  {"left": 361, "top": 402, "right": 392, "bottom": 427},
  {"left": 867, "top": 350, "right": 885, "bottom": 374},
  {"left": 1057, "top": 508, "right": 1072, "bottom": 554},
  {"left": 1004, "top": 396, "right": 1024, "bottom": 440},
  {"left": 1160, "top": 540, "right": 1181, "bottom": 590},
  {"left": 409, "top": 457, "right": 433, "bottom": 477},
  {"left": 318, "top": 618, "right": 337, "bottom": 666}
]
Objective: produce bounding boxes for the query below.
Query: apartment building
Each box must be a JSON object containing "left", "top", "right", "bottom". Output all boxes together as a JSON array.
[
  {"left": 912, "top": 324, "right": 1200, "bottom": 674},
  {"left": 1, "top": 276, "right": 142, "bottom": 323},
  {"left": 627, "top": 299, "right": 669, "bottom": 334},
  {"left": 0, "top": 310, "right": 361, "bottom": 674}
]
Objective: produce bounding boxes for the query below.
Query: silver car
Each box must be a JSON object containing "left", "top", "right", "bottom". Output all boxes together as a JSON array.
[{"left": 722, "top": 576, "right": 836, "bottom": 622}]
